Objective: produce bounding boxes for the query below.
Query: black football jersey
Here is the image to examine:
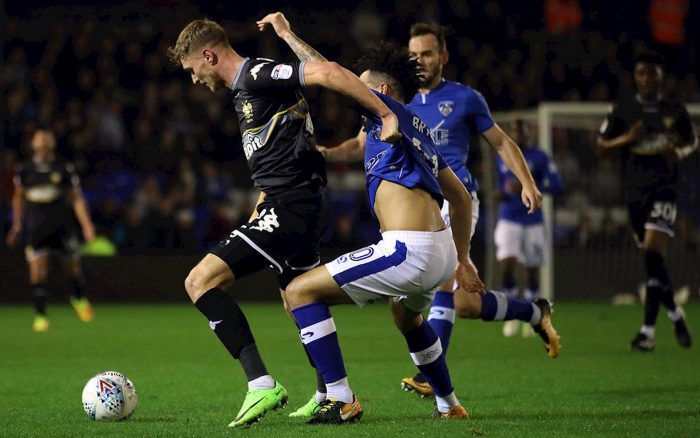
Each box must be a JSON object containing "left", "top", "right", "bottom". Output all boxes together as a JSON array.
[
  {"left": 15, "top": 156, "right": 80, "bottom": 229},
  {"left": 599, "top": 96, "right": 696, "bottom": 200},
  {"left": 229, "top": 58, "right": 326, "bottom": 193}
]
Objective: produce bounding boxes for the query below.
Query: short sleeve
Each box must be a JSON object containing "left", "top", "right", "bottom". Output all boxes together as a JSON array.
[
  {"left": 240, "top": 60, "right": 306, "bottom": 92},
  {"left": 66, "top": 162, "right": 81, "bottom": 188},
  {"left": 675, "top": 106, "right": 697, "bottom": 144},
  {"left": 598, "top": 103, "right": 624, "bottom": 139},
  {"left": 466, "top": 89, "right": 495, "bottom": 133}
]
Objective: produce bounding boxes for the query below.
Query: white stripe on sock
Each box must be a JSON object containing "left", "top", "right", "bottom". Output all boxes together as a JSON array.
[
  {"left": 409, "top": 338, "right": 443, "bottom": 366},
  {"left": 436, "top": 391, "right": 459, "bottom": 414},
  {"left": 428, "top": 306, "right": 456, "bottom": 323},
  {"left": 493, "top": 292, "right": 509, "bottom": 321},
  {"left": 530, "top": 303, "right": 542, "bottom": 325},
  {"left": 299, "top": 318, "right": 336, "bottom": 345}
]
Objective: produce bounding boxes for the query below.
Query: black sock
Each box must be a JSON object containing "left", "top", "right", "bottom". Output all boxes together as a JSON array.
[
  {"left": 644, "top": 250, "right": 675, "bottom": 324},
  {"left": 32, "top": 284, "right": 49, "bottom": 315},
  {"left": 194, "top": 287, "right": 267, "bottom": 381},
  {"left": 644, "top": 286, "right": 662, "bottom": 326},
  {"left": 71, "top": 277, "right": 86, "bottom": 300},
  {"left": 239, "top": 344, "right": 269, "bottom": 382},
  {"left": 316, "top": 369, "right": 326, "bottom": 394}
]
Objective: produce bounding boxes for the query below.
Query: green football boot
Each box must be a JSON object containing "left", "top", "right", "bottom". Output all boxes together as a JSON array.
[
  {"left": 289, "top": 396, "right": 322, "bottom": 418},
  {"left": 228, "top": 381, "right": 288, "bottom": 427}
]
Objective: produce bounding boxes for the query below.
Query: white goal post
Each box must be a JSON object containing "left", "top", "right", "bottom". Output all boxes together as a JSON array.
[{"left": 484, "top": 102, "right": 700, "bottom": 301}]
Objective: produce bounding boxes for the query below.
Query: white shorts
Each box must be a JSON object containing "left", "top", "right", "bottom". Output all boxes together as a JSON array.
[
  {"left": 440, "top": 191, "right": 479, "bottom": 239},
  {"left": 494, "top": 220, "right": 546, "bottom": 267},
  {"left": 325, "top": 228, "right": 457, "bottom": 313}
]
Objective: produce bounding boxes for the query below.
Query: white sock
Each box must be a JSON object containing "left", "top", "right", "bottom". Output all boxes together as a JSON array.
[
  {"left": 640, "top": 325, "right": 656, "bottom": 338},
  {"left": 436, "top": 391, "right": 459, "bottom": 413},
  {"left": 326, "top": 377, "right": 353, "bottom": 403},
  {"left": 314, "top": 390, "right": 327, "bottom": 404},
  {"left": 530, "top": 303, "right": 542, "bottom": 325},
  {"left": 248, "top": 375, "right": 275, "bottom": 390},
  {"left": 667, "top": 308, "right": 684, "bottom": 322}
]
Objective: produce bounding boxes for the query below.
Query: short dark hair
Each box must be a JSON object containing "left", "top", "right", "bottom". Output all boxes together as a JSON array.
[
  {"left": 409, "top": 22, "right": 447, "bottom": 52},
  {"left": 635, "top": 52, "right": 665, "bottom": 69},
  {"left": 354, "top": 41, "right": 421, "bottom": 102}
]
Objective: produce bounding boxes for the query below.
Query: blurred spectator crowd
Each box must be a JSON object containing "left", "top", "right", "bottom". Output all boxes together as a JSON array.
[{"left": 1, "top": 0, "right": 698, "bottom": 255}]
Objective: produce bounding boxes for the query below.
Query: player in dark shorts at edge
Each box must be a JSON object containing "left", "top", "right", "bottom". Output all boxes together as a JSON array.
[
  {"left": 597, "top": 53, "right": 698, "bottom": 352},
  {"left": 6, "top": 128, "right": 96, "bottom": 332},
  {"left": 169, "top": 19, "right": 401, "bottom": 427}
]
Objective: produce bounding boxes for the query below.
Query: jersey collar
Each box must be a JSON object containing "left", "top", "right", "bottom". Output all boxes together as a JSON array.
[{"left": 229, "top": 58, "right": 250, "bottom": 92}]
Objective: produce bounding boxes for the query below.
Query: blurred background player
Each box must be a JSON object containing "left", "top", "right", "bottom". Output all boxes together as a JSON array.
[
  {"left": 6, "top": 128, "right": 96, "bottom": 332},
  {"left": 170, "top": 18, "right": 400, "bottom": 427},
  {"left": 496, "top": 120, "right": 564, "bottom": 337},
  {"left": 597, "top": 53, "right": 697, "bottom": 352}
]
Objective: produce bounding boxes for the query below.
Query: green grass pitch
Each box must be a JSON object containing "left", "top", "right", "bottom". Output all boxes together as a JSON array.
[{"left": 1, "top": 301, "right": 699, "bottom": 437}]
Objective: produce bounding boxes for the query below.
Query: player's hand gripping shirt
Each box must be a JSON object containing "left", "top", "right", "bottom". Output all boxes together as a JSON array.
[
  {"left": 496, "top": 147, "right": 563, "bottom": 225},
  {"left": 408, "top": 80, "right": 495, "bottom": 192},
  {"left": 598, "top": 95, "right": 696, "bottom": 201},
  {"left": 361, "top": 91, "right": 448, "bottom": 216},
  {"left": 229, "top": 58, "right": 326, "bottom": 193}
]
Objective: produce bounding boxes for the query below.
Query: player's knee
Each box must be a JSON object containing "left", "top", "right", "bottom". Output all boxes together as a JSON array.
[
  {"left": 391, "top": 300, "right": 422, "bottom": 333},
  {"left": 283, "top": 277, "right": 311, "bottom": 310},
  {"left": 184, "top": 267, "right": 209, "bottom": 303}
]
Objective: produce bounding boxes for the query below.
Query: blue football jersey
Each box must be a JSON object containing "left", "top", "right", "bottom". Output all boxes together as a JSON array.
[
  {"left": 496, "top": 146, "right": 564, "bottom": 225},
  {"left": 409, "top": 80, "right": 495, "bottom": 192},
  {"left": 362, "top": 90, "right": 448, "bottom": 216}
]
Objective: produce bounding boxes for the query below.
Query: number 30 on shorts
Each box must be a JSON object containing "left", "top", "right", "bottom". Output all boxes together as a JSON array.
[{"left": 650, "top": 201, "right": 677, "bottom": 224}]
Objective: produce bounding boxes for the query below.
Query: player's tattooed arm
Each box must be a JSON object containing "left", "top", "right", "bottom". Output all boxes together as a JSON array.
[{"left": 257, "top": 12, "right": 328, "bottom": 62}]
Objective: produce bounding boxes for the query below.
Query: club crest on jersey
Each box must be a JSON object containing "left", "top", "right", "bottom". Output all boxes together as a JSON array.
[
  {"left": 242, "top": 101, "right": 254, "bottom": 123},
  {"left": 438, "top": 100, "right": 454, "bottom": 117},
  {"left": 663, "top": 116, "right": 674, "bottom": 129}
]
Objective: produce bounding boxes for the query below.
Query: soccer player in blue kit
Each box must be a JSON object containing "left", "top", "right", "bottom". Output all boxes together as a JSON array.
[
  {"left": 259, "top": 12, "right": 482, "bottom": 423},
  {"left": 496, "top": 120, "right": 564, "bottom": 338}
]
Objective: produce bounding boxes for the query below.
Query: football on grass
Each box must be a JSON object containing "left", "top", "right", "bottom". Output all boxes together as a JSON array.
[{"left": 82, "top": 371, "right": 137, "bottom": 421}]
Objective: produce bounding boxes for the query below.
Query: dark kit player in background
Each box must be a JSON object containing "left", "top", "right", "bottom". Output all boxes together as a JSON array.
[
  {"left": 6, "top": 128, "right": 96, "bottom": 332},
  {"left": 597, "top": 53, "right": 698, "bottom": 352}
]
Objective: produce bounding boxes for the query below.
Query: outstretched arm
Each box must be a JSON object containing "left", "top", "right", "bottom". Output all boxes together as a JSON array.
[
  {"left": 437, "top": 166, "right": 484, "bottom": 294},
  {"left": 319, "top": 128, "right": 367, "bottom": 162},
  {"left": 257, "top": 12, "right": 328, "bottom": 62},
  {"left": 482, "top": 123, "right": 542, "bottom": 214}
]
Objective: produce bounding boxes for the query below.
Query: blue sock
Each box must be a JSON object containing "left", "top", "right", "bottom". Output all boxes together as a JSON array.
[
  {"left": 524, "top": 279, "right": 540, "bottom": 302},
  {"left": 403, "top": 321, "right": 453, "bottom": 397},
  {"left": 427, "top": 291, "right": 455, "bottom": 356},
  {"left": 502, "top": 275, "right": 518, "bottom": 298},
  {"left": 480, "top": 290, "right": 540, "bottom": 324},
  {"left": 292, "top": 302, "right": 347, "bottom": 384}
]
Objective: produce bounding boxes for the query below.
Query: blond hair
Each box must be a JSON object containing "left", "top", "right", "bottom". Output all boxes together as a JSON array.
[{"left": 168, "top": 19, "right": 230, "bottom": 64}]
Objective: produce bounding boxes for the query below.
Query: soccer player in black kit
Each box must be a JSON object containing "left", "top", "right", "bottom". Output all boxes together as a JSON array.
[
  {"left": 597, "top": 53, "right": 698, "bottom": 352},
  {"left": 6, "top": 128, "right": 96, "bottom": 332},
  {"left": 169, "top": 19, "right": 400, "bottom": 427}
]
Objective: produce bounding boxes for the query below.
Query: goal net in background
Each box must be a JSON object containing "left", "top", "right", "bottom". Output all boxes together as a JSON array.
[{"left": 480, "top": 103, "right": 700, "bottom": 301}]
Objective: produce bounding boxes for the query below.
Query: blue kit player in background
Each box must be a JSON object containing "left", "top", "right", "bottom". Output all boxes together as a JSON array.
[
  {"left": 496, "top": 120, "right": 564, "bottom": 338},
  {"left": 398, "top": 23, "right": 560, "bottom": 396}
]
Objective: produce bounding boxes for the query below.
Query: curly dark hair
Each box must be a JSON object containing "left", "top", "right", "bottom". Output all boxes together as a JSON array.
[{"left": 354, "top": 41, "right": 421, "bottom": 102}]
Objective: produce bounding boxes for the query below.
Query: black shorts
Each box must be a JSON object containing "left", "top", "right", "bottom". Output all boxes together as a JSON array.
[
  {"left": 209, "top": 184, "right": 328, "bottom": 289},
  {"left": 24, "top": 224, "right": 80, "bottom": 261},
  {"left": 627, "top": 186, "right": 677, "bottom": 245}
]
